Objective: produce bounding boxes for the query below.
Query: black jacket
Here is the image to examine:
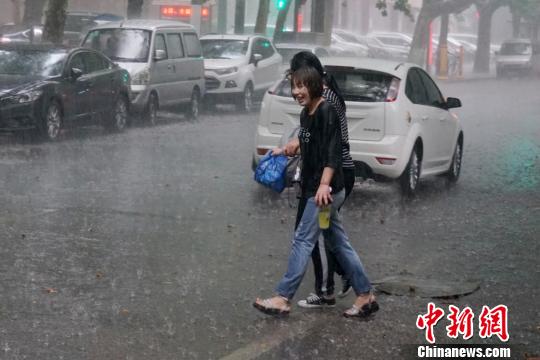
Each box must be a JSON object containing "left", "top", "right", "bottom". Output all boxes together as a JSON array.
[{"left": 299, "top": 101, "right": 344, "bottom": 198}]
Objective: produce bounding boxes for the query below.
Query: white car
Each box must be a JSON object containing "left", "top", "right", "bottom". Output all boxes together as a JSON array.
[
  {"left": 496, "top": 39, "right": 540, "bottom": 77},
  {"left": 253, "top": 57, "right": 464, "bottom": 195},
  {"left": 369, "top": 31, "right": 412, "bottom": 54},
  {"left": 200, "top": 34, "right": 282, "bottom": 112},
  {"left": 331, "top": 33, "right": 369, "bottom": 57},
  {"left": 275, "top": 43, "right": 331, "bottom": 74}
]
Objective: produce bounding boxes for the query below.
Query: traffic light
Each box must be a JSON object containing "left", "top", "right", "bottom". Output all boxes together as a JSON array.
[{"left": 276, "top": 0, "right": 287, "bottom": 10}]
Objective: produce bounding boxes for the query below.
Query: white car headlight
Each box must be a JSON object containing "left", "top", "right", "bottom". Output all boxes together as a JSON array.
[
  {"left": 132, "top": 68, "right": 150, "bottom": 85},
  {"left": 213, "top": 67, "right": 238, "bottom": 76}
]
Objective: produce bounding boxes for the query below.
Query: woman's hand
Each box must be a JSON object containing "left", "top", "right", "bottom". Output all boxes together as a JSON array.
[
  {"left": 271, "top": 147, "right": 284, "bottom": 156},
  {"left": 315, "top": 184, "right": 333, "bottom": 207},
  {"left": 283, "top": 138, "right": 300, "bottom": 157}
]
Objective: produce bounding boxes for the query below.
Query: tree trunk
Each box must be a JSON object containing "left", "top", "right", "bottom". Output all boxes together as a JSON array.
[
  {"left": 408, "top": 0, "right": 475, "bottom": 66},
  {"left": 273, "top": 0, "right": 293, "bottom": 43},
  {"left": 311, "top": 0, "right": 325, "bottom": 33},
  {"left": 43, "top": 0, "right": 67, "bottom": 45},
  {"left": 11, "top": 0, "right": 22, "bottom": 24},
  {"left": 473, "top": 4, "right": 496, "bottom": 73},
  {"left": 309, "top": 0, "right": 333, "bottom": 45},
  {"left": 234, "top": 0, "right": 246, "bottom": 34},
  {"left": 323, "top": 0, "right": 334, "bottom": 45},
  {"left": 254, "top": 0, "right": 270, "bottom": 34},
  {"left": 408, "top": 5, "right": 433, "bottom": 66},
  {"left": 511, "top": 10, "right": 521, "bottom": 38},
  {"left": 217, "top": 0, "right": 227, "bottom": 34},
  {"left": 127, "top": 0, "right": 144, "bottom": 19},
  {"left": 437, "top": 13, "right": 450, "bottom": 77},
  {"left": 23, "top": 0, "right": 47, "bottom": 26}
]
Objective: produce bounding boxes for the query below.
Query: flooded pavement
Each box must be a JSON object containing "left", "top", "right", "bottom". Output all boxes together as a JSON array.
[{"left": 0, "top": 78, "right": 539, "bottom": 359}]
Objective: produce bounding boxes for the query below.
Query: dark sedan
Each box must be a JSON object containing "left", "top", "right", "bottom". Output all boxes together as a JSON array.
[{"left": 0, "top": 44, "right": 131, "bottom": 140}]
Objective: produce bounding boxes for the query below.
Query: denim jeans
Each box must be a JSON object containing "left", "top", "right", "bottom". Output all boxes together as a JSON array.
[{"left": 275, "top": 190, "right": 372, "bottom": 300}]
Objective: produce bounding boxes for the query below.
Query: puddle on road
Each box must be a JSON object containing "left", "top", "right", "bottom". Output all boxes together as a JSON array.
[{"left": 373, "top": 275, "right": 481, "bottom": 298}]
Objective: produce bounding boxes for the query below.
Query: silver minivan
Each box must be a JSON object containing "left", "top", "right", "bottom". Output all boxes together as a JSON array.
[
  {"left": 82, "top": 19, "right": 205, "bottom": 122},
  {"left": 495, "top": 39, "right": 540, "bottom": 78}
]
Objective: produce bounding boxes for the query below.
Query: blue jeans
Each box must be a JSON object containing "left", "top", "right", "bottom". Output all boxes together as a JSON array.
[{"left": 275, "top": 190, "right": 372, "bottom": 300}]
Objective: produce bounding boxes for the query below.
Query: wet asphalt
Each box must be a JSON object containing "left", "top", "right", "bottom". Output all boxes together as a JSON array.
[{"left": 0, "top": 78, "right": 539, "bottom": 359}]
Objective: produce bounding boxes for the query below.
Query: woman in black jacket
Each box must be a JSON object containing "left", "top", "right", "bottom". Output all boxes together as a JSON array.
[{"left": 253, "top": 66, "right": 378, "bottom": 318}]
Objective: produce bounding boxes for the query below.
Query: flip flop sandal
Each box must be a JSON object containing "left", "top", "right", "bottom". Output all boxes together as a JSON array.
[
  {"left": 253, "top": 298, "right": 290, "bottom": 316},
  {"left": 343, "top": 301, "right": 380, "bottom": 318}
]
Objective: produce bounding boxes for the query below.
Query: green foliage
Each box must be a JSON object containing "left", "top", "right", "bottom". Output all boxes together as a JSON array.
[
  {"left": 511, "top": 0, "right": 540, "bottom": 23},
  {"left": 376, "top": 0, "right": 413, "bottom": 20}
]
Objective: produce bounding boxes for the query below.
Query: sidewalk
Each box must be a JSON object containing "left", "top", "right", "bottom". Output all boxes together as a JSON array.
[{"left": 434, "top": 62, "right": 497, "bottom": 82}]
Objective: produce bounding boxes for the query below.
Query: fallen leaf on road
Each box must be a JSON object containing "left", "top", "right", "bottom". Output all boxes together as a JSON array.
[{"left": 43, "top": 288, "right": 57, "bottom": 294}]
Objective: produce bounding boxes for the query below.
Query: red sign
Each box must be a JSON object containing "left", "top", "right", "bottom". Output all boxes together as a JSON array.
[{"left": 161, "top": 6, "right": 188, "bottom": 17}]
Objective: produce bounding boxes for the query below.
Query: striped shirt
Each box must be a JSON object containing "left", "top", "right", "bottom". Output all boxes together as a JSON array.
[{"left": 322, "top": 88, "right": 354, "bottom": 169}]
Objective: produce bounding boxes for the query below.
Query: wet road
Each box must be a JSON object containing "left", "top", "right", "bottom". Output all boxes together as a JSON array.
[{"left": 0, "top": 78, "right": 539, "bottom": 359}]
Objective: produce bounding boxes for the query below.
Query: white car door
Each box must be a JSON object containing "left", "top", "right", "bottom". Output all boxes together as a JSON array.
[
  {"left": 404, "top": 69, "right": 439, "bottom": 171},
  {"left": 417, "top": 69, "right": 457, "bottom": 166},
  {"left": 251, "top": 38, "right": 280, "bottom": 92}
]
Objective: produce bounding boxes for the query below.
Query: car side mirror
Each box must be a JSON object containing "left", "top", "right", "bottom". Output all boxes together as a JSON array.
[
  {"left": 445, "top": 97, "right": 462, "bottom": 109},
  {"left": 71, "top": 67, "right": 84, "bottom": 80},
  {"left": 154, "top": 49, "right": 167, "bottom": 61},
  {"left": 252, "top": 53, "right": 263, "bottom": 66}
]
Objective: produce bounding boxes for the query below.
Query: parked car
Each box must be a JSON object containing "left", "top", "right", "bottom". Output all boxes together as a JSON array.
[
  {"left": 333, "top": 29, "right": 401, "bottom": 60},
  {"left": 331, "top": 33, "right": 369, "bottom": 57},
  {"left": 200, "top": 34, "right": 281, "bottom": 112},
  {"left": 82, "top": 19, "right": 205, "bottom": 122},
  {"left": 361, "top": 34, "right": 408, "bottom": 61},
  {"left": 275, "top": 43, "right": 330, "bottom": 73},
  {"left": 0, "top": 43, "right": 131, "bottom": 140},
  {"left": 369, "top": 31, "right": 412, "bottom": 52},
  {"left": 0, "top": 13, "right": 123, "bottom": 48},
  {"left": 450, "top": 33, "right": 499, "bottom": 57},
  {"left": 253, "top": 57, "right": 464, "bottom": 195},
  {"left": 495, "top": 39, "right": 539, "bottom": 77},
  {"left": 0, "top": 26, "right": 42, "bottom": 45}
]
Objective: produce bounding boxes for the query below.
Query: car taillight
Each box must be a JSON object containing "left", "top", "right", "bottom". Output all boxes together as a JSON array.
[
  {"left": 385, "top": 77, "right": 400, "bottom": 102},
  {"left": 376, "top": 157, "right": 396, "bottom": 165},
  {"left": 257, "top": 147, "right": 271, "bottom": 155}
]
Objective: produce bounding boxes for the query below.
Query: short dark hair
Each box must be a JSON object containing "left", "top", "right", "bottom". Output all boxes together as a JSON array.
[
  {"left": 290, "top": 51, "right": 325, "bottom": 77},
  {"left": 290, "top": 66, "right": 323, "bottom": 100},
  {"left": 289, "top": 50, "right": 346, "bottom": 110}
]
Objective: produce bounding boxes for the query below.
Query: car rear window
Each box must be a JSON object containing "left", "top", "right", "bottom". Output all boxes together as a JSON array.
[
  {"left": 325, "top": 67, "right": 395, "bottom": 102},
  {"left": 500, "top": 42, "right": 532, "bottom": 55}
]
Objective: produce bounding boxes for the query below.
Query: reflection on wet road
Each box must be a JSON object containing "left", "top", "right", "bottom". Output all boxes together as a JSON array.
[{"left": 0, "top": 79, "right": 538, "bottom": 359}]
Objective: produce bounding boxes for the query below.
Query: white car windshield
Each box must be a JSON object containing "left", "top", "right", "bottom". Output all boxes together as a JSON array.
[
  {"left": 82, "top": 29, "right": 151, "bottom": 62},
  {"left": 201, "top": 39, "right": 248, "bottom": 59}
]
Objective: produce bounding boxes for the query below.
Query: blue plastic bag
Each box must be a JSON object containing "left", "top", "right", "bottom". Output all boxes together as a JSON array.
[{"left": 254, "top": 151, "right": 288, "bottom": 193}]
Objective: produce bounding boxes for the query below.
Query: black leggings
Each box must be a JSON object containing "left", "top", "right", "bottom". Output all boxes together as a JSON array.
[{"left": 294, "top": 168, "right": 355, "bottom": 296}]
